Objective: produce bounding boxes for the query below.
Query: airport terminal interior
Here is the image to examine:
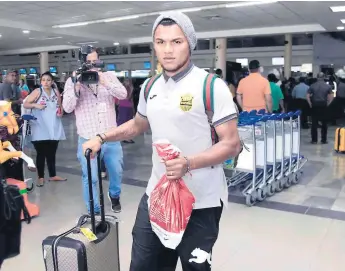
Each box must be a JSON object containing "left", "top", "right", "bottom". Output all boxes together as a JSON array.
[{"left": 2, "top": 1, "right": 345, "bottom": 270}]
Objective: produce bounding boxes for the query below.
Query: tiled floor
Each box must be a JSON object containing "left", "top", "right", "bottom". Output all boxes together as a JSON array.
[{"left": 2, "top": 115, "right": 345, "bottom": 270}]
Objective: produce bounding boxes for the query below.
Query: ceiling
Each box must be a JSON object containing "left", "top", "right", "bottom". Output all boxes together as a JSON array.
[{"left": 0, "top": 1, "right": 344, "bottom": 55}]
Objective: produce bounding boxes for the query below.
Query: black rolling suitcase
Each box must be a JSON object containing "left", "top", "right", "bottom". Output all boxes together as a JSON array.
[{"left": 42, "top": 150, "right": 120, "bottom": 271}]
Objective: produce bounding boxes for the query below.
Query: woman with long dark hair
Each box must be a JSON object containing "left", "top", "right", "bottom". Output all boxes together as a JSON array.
[
  {"left": 117, "top": 79, "right": 135, "bottom": 143},
  {"left": 23, "top": 72, "right": 66, "bottom": 187}
]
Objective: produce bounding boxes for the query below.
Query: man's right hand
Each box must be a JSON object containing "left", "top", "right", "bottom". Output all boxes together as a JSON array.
[
  {"left": 35, "top": 104, "right": 46, "bottom": 110},
  {"left": 75, "top": 82, "right": 81, "bottom": 94},
  {"left": 82, "top": 137, "right": 102, "bottom": 159}
]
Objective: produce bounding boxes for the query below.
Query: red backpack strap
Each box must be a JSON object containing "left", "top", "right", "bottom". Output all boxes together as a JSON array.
[
  {"left": 203, "top": 74, "right": 219, "bottom": 145},
  {"left": 144, "top": 74, "right": 162, "bottom": 102}
]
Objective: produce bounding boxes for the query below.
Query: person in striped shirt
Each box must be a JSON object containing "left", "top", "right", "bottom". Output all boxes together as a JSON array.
[{"left": 62, "top": 47, "right": 127, "bottom": 213}]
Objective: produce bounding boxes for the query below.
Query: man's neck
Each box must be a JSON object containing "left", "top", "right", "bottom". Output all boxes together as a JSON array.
[{"left": 164, "top": 60, "right": 191, "bottom": 78}]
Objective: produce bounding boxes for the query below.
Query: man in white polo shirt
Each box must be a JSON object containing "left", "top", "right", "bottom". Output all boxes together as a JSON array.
[{"left": 83, "top": 11, "right": 241, "bottom": 271}]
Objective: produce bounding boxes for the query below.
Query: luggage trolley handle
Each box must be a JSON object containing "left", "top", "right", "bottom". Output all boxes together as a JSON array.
[{"left": 85, "top": 149, "right": 106, "bottom": 235}]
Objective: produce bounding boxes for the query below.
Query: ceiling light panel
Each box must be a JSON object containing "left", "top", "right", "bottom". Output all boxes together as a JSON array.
[
  {"left": 51, "top": 0, "right": 278, "bottom": 29},
  {"left": 330, "top": 6, "right": 345, "bottom": 12}
]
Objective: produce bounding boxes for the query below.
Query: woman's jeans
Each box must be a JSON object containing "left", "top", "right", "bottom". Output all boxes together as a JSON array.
[{"left": 77, "top": 137, "right": 123, "bottom": 213}]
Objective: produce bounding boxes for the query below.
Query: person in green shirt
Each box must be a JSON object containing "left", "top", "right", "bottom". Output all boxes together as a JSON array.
[{"left": 268, "top": 73, "right": 285, "bottom": 113}]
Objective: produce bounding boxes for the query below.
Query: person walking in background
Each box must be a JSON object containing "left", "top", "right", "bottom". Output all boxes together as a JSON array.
[
  {"left": 307, "top": 72, "right": 334, "bottom": 144},
  {"left": 62, "top": 47, "right": 127, "bottom": 213},
  {"left": 19, "top": 79, "right": 29, "bottom": 99},
  {"left": 117, "top": 79, "right": 135, "bottom": 144},
  {"left": 236, "top": 60, "right": 272, "bottom": 112},
  {"left": 23, "top": 72, "right": 66, "bottom": 187},
  {"left": 292, "top": 76, "right": 310, "bottom": 128},
  {"left": 268, "top": 73, "right": 285, "bottom": 113}
]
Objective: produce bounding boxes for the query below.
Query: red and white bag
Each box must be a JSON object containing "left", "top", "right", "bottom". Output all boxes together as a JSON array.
[{"left": 148, "top": 140, "right": 195, "bottom": 249}]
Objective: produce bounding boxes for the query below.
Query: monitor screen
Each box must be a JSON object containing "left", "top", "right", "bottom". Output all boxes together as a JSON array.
[
  {"left": 2, "top": 70, "right": 7, "bottom": 76},
  {"left": 29, "top": 68, "right": 37, "bottom": 74},
  {"left": 50, "top": 66, "right": 57, "bottom": 73},
  {"left": 19, "top": 68, "right": 27, "bottom": 74},
  {"left": 144, "top": 61, "right": 151, "bottom": 69},
  {"left": 107, "top": 64, "right": 116, "bottom": 71}
]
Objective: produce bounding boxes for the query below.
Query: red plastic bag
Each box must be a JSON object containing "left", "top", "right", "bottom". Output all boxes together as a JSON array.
[{"left": 148, "top": 141, "right": 195, "bottom": 249}]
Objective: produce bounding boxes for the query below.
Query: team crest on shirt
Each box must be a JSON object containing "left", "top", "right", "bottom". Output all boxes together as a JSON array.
[{"left": 180, "top": 94, "right": 194, "bottom": 112}]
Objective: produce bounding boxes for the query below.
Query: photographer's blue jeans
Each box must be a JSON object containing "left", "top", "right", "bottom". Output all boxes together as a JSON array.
[{"left": 77, "top": 137, "right": 123, "bottom": 213}]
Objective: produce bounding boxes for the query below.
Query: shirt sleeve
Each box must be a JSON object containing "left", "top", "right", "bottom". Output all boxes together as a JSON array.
[
  {"left": 62, "top": 77, "right": 79, "bottom": 113},
  {"left": 102, "top": 72, "right": 127, "bottom": 100},
  {"left": 236, "top": 80, "right": 243, "bottom": 95},
  {"left": 263, "top": 79, "right": 271, "bottom": 95},
  {"left": 136, "top": 78, "right": 150, "bottom": 118},
  {"left": 212, "top": 78, "right": 238, "bottom": 127},
  {"left": 278, "top": 86, "right": 284, "bottom": 100}
]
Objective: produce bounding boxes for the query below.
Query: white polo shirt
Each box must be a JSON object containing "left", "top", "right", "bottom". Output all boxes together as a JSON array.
[{"left": 137, "top": 63, "right": 237, "bottom": 209}]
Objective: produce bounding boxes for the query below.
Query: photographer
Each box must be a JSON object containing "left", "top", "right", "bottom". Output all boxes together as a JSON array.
[{"left": 62, "top": 47, "right": 127, "bottom": 213}]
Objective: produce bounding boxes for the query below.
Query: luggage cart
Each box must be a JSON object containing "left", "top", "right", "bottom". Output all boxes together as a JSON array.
[
  {"left": 225, "top": 110, "right": 308, "bottom": 206},
  {"left": 282, "top": 110, "right": 308, "bottom": 186},
  {"left": 227, "top": 111, "right": 269, "bottom": 206}
]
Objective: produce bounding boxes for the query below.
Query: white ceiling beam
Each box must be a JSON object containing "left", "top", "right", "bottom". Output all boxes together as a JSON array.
[
  {"left": 0, "top": 18, "right": 112, "bottom": 42},
  {"left": 0, "top": 45, "right": 80, "bottom": 56},
  {"left": 128, "top": 24, "right": 326, "bottom": 44}
]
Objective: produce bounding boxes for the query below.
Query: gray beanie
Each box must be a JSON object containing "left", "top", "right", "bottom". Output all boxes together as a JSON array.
[{"left": 152, "top": 11, "right": 197, "bottom": 52}]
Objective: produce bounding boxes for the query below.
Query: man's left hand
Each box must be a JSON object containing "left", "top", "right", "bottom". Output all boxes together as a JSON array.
[
  {"left": 98, "top": 72, "right": 106, "bottom": 86},
  {"left": 164, "top": 156, "right": 188, "bottom": 180}
]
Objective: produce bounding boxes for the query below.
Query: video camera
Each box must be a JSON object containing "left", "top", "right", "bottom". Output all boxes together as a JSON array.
[{"left": 75, "top": 45, "right": 105, "bottom": 84}]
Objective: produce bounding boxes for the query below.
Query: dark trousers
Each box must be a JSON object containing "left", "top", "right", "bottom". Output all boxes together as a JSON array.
[
  {"left": 32, "top": 140, "right": 59, "bottom": 179},
  {"left": 130, "top": 194, "right": 223, "bottom": 271},
  {"left": 294, "top": 98, "right": 309, "bottom": 127},
  {"left": 311, "top": 106, "right": 328, "bottom": 143}
]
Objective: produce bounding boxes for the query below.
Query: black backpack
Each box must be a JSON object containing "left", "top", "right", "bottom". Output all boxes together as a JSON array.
[{"left": 0, "top": 176, "right": 31, "bottom": 265}]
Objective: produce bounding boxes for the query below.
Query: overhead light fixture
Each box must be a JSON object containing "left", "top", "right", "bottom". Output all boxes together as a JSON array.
[
  {"left": 22, "top": 30, "right": 30, "bottom": 34},
  {"left": 76, "top": 41, "right": 99, "bottom": 45},
  {"left": 53, "top": 22, "right": 89, "bottom": 28},
  {"left": 226, "top": 0, "right": 277, "bottom": 8},
  {"left": 113, "top": 42, "right": 120, "bottom": 46},
  {"left": 337, "top": 26, "right": 345, "bottom": 30},
  {"left": 176, "top": 7, "right": 202, "bottom": 13},
  {"left": 341, "top": 19, "right": 345, "bottom": 24},
  {"left": 104, "top": 15, "right": 140, "bottom": 23},
  {"left": 29, "top": 36, "right": 63, "bottom": 40},
  {"left": 330, "top": 6, "right": 345, "bottom": 12},
  {"left": 0, "top": 34, "right": 2, "bottom": 38},
  {"left": 52, "top": 1, "right": 277, "bottom": 28}
]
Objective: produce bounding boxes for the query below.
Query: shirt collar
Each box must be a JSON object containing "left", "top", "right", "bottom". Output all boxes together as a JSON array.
[{"left": 163, "top": 61, "right": 194, "bottom": 83}]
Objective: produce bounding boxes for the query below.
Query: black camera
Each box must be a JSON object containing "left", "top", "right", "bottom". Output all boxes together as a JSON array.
[{"left": 76, "top": 45, "right": 105, "bottom": 84}]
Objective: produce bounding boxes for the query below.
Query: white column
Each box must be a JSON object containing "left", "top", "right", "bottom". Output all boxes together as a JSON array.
[
  {"left": 284, "top": 34, "right": 292, "bottom": 79},
  {"left": 40, "top": 52, "right": 49, "bottom": 74},
  {"left": 215, "top": 38, "right": 227, "bottom": 77},
  {"left": 150, "top": 44, "right": 156, "bottom": 76}
]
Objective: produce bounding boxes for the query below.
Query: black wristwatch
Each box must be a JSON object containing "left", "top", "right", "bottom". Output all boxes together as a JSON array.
[{"left": 96, "top": 134, "right": 106, "bottom": 145}]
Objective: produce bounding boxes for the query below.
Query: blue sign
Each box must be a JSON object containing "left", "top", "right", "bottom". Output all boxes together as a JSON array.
[
  {"left": 107, "top": 64, "right": 116, "bottom": 71},
  {"left": 144, "top": 61, "right": 151, "bottom": 69},
  {"left": 49, "top": 66, "right": 57, "bottom": 73},
  {"left": 2, "top": 70, "right": 7, "bottom": 76},
  {"left": 29, "top": 68, "right": 37, "bottom": 74},
  {"left": 19, "top": 68, "right": 27, "bottom": 74}
]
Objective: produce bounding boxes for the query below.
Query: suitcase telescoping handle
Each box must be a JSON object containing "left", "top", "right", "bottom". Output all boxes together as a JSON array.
[{"left": 85, "top": 148, "right": 106, "bottom": 235}]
